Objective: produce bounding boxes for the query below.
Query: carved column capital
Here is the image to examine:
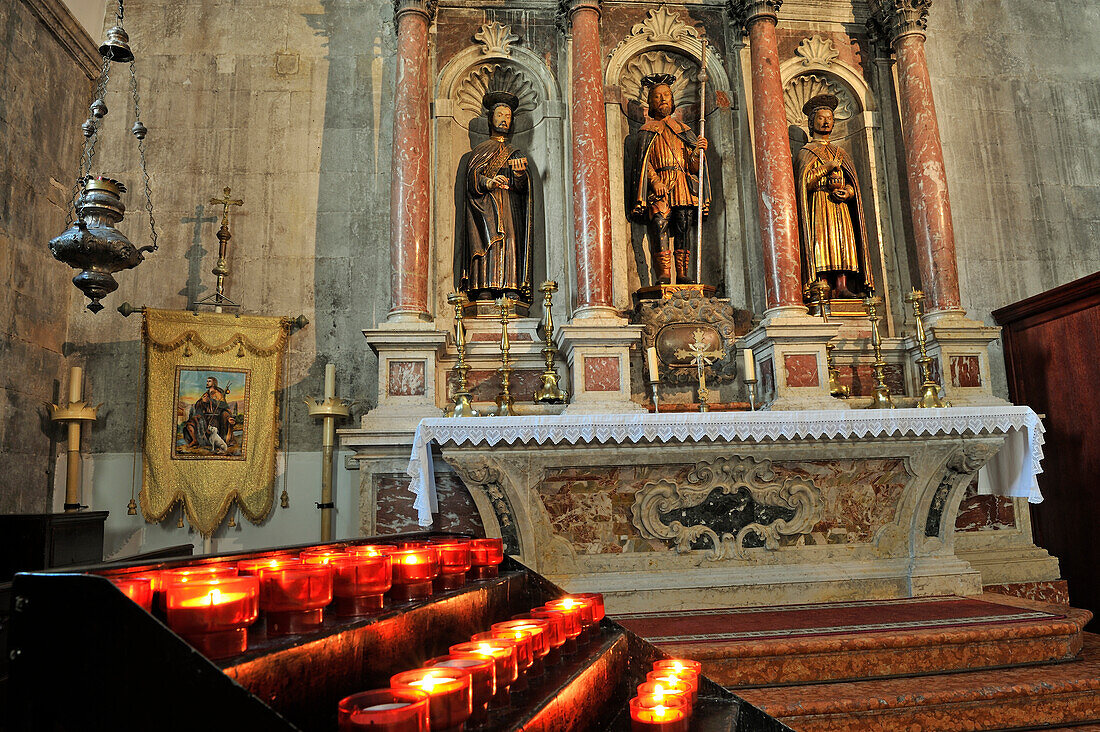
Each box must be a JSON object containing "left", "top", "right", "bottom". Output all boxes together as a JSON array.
[
  {"left": 393, "top": 0, "right": 436, "bottom": 24},
  {"left": 559, "top": 0, "right": 601, "bottom": 23},
  {"left": 868, "top": 0, "right": 932, "bottom": 46},
  {"left": 728, "top": 0, "right": 782, "bottom": 30}
]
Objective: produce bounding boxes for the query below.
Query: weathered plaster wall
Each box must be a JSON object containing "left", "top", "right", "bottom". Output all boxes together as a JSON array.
[
  {"left": 926, "top": 0, "right": 1100, "bottom": 393},
  {"left": 0, "top": 0, "right": 97, "bottom": 512}
]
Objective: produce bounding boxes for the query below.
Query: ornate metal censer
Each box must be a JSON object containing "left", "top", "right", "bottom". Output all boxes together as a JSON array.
[{"left": 49, "top": 0, "right": 158, "bottom": 312}]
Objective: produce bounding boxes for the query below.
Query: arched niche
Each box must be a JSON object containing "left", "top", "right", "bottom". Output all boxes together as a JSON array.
[
  {"left": 780, "top": 35, "right": 897, "bottom": 325},
  {"left": 605, "top": 8, "right": 744, "bottom": 303},
  {"left": 432, "top": 24, "right": 568, "bottom": 321}
]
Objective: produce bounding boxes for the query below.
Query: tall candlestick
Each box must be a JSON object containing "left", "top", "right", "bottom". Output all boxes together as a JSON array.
[
  {"left": 646, "top": 347, "right": 661, "bottom": 413},
  {"left": 306, "top": 362, "right": 350, "bottom": 541},
  {"left": 69, "top": 366, "right": 83, "bottom": 403},
  {"left": 324, "top": 363, "right": 336, "bottom": 400},
  {"left": 51, "top": 365, "right": 98, "bottom": 512},
  {"left": 742, "top": 349, "right": 756, "bottom": 382}
]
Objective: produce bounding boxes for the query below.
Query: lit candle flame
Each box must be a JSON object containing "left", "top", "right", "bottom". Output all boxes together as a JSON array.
[
  {"left": 560, "top": 598, "right": 576, "bottom": 609},
  {"left": 409, "top": 675, "right": 456, "bottom": 692},
  {"left": 654, "top": 704, "right": 668, "bottom": 718},
  {"left": 403, "top": 555, "right": 422, "bottom": 565}
]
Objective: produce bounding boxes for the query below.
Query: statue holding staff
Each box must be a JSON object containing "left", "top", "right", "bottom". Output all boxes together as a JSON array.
[
  {"left": 629, "top": 73, "right": 711, "bottom": 286},
  {"left": 793, "top": 94, "right": 874, "bottom": 299}
]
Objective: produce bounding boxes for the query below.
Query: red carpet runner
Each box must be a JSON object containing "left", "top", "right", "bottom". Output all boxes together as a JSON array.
[{"left": 612, "top": 596, "right": 1062, "bottom": 645}]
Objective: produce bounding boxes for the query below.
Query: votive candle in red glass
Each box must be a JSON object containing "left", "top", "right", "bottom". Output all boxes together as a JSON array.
[
  {"left": 491, "top": 620, "right": 548, "bottom": 676},
  {"left": 468, "top": 538, "right": 503, "bottom": 579},
  {"left": 424, "top": 654, "right": 495, "bottom": 725},
  {"left": 303, "top": 552, "right": 391, "bottom": 616},
  {"left": 156, "top": 563, "right": 240, "bottom": 610},
  {"left": 237, "top": 555, "right": 301, "bottom": 576},
  {"left": 349, "top": 544, "right": 395, "bottom": 558},
  {"left": 257, "top": 561, "right": 334, "bottom": 634},
  {"left": 652, "top": 659, "right": 701, "bottom": 678},
  {"left": 338, "top": 687, "right": 429, "bottom": 732},
  {"left": 111, "top": 576, "right": 153, "bottom": 612},
  {"left": 390, "top": 668, "right": 472, "bottom": 732},
  {"left": 645, "top": 671, "right": 698, "bottom": 706},
  {"left": 432, "top": 540, "right": 472, "bottom": 591},
  {"left": 165, "top": 576, "right": 259, "bottom": 659},
  {"left": 449, "top": 639, "right": 517, "bottom": 709},
  {"left": 389, "top": 547, "right": 439, "bottom": 602},
  {"left": 537, "top": 603, "right": 582, "bottom": 653},
  {"left": 636, "top": 681, "right": 693, "bottom": 713},
  {"left": 629, "top": 693, "right": 690, "bottom": 732},
  {"left": 521, "top": 610, "right": 567, "bottom": 665},
  {"left": 299, "top": 547, "right": 350, "bottom": 564},
  {"left": 546, "top": 596, "right": 596, "bottom": 641},
  {"left": 575, "top": 592, "right": 606, "bottom": 622}
]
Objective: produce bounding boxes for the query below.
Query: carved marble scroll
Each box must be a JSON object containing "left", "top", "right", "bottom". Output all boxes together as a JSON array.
[
  {"left": 631, "top": 456, "right": 823, "bottom": 560},
  {"left": 635, "top": 292, "right": 752, "bottom": 386},
  {"left": 449, "top": 460, "right": 521, "bottom": 556},
  {"left": 924, "top": 444, "right": 1000, "bottom": 538}
]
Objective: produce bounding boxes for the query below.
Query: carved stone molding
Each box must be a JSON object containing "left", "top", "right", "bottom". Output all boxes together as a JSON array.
[
  {"left": 454, "top": 63, "right": 540, "bottom": 130},
  {"left": 868, "top": 0, "right": 932, "bottom": 46},
  {"left": 630, "top": 456, "right": 824, "bottom": 560},
  {"left": 783, "top": 73, "right": 855, "bottom": 128},
  {"left": 728, "top": 0, "right": 783, "bottom": 29},
  {"left": 618, "top": 50, "right": 699, "bottom": 112},
  {"left": 474, "top": 22, "right": 520, "bottom": 57},
  {"left": 393, "top": 0, "right": 437, "bottom": 23},
  {"left": 449, "top": 460, "right": 521, "bottom": 556},
  {"left": 924, "top": 444, "right": 1000, "bottom": 538},
  {"left": 632, "top": 7, "right": 702, "bottom": 45},
  {"left": 795, "top": 35, "right": 839, "bottom": 66},
  {"left": 635, "top": 293, "right": 752, "bottom": 386}
]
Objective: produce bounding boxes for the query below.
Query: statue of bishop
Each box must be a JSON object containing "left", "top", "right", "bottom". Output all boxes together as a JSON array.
[{"left": 794, "top": 94, "right": 874, "bottom": 299}]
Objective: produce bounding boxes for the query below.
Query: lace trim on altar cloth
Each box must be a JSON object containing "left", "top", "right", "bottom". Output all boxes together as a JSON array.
[{"left": 406, "top": 407, "right": 1045, "bottom": 526}]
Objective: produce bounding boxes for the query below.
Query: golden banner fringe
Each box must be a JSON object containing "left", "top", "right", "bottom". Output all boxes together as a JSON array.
[{"left": 139, "top": 308, "right": 291, "bottom": 536}]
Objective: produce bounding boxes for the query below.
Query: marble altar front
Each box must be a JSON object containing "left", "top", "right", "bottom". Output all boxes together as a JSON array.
[{"left": 401, "top": 407, "right": 1055, "bottom": 612}]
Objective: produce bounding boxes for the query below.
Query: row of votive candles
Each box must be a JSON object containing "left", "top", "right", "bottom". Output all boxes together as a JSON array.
[
  {"left": 629, "top": 658, "right": 702, "bottom": 731},
  {"left": 106, "top": 537, "right": 505, "bottom": 659},
  {"left": 338, "top": 593, "right": 606, "bottom": 731}
]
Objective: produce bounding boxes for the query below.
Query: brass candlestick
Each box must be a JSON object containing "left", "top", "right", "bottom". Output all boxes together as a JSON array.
[
  {"left": 193, "top": 186, "right": 243, "bottom": 311},
  {"left": 811, "top": 279, "right": 832, "bottom": 322},
  {"left": 675, "top": 328, "right": 723, "bottom": 413},
  {"left": 304, "top": 363, "right": 350, "bottom": 541},
  {"left": 864, "top": 296, "right": 895, "bottom": 409},
  {"left": 447, "top": 292, "right": 478, "bottom": 417},
  {"left": 906, "top": 288, "right": 949, "bottom": 408},
  {"left": 49, "top": 366, "right": 100, "bottom": 511},
  {"left": 826, "top": 343, "right": 850, "bottom": 398},
  {"left": 495, "top": 296, "right": 516, "bottom": 416},
  {"left": 534, "top": 281, "right": 567, "bottom": 403}
]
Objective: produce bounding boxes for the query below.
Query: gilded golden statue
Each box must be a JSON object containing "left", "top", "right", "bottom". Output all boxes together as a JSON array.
[
  {"left": 629, "top": 74, "right": 710, "bottom": 285},
  {"left": 794, "top": 94, "right": 873, "bottom": 299},
  {"left": 460, "top": 91, "right": 533, "bottom": 306}
]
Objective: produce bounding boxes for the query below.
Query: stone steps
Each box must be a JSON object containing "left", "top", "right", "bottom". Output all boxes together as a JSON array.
[
  {"left": 734, "top": 633, "right": 1100, "bottom": 731},
  {"left": 676, "top": 595, "right": 1091, "bottom": 687}
]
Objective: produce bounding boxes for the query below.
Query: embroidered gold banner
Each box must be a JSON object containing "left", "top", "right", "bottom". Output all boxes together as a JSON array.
[{"left": 140, "top": 308, "right": 290, "bottom": 536}]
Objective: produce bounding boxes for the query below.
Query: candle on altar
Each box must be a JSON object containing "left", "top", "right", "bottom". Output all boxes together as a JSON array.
[
  {"left": 449, "top": 639, "right": 518, "bottom": 708},
  {"left": 646, "top": 347, "right": 660, "bottom": 383},
  {"left": 389, "top": 547, "right": 439, "bottom": 602},
  {"left": 390, "top": 668, "right": 472, "bottom": 732},
  {"left": 645, "top": 671, "right": 698, "bottom": 705},
  {"left": 468, "top": 537, "right": 503, "bottom": 579},
  {"left": 743, "top": 348, "right": 756, "bottom": 383},
  {"left": 256, "top": 561, "right": 334, "bottom": 634},
  {"left": 165, "top": 576, "right": 259, "bottom": 659},
  {"left": 423, "top": 654, "right": 495, "bottom": 725},
  {"left": 430, "top": 539, "right": 472, "bottom": 591},
  {"left": 303, "top": 552, "right": 391, "bottom": 616},
  {"left": 68, "top": 365, "right": 83, "bottom": 403},
  {"left": 653, "top": 659, "right": 702, "bottom": 678},
  {"left": 338, "top": 688, "right": 429, "bottom": 732},
  {"left": 629, "top": 693, "right": 690, "bottom": 732},
  {"left": 111, "top": 576, "right": 153, "bottom": 612}
]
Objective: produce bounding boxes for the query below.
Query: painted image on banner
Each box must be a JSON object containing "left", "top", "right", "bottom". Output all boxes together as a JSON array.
[{"left": 172, "top": 367, "right": 249, "bottom": 460}]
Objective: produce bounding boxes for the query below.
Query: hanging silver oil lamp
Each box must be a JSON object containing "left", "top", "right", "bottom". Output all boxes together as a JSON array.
[{"left": 49, "top": 0, "right": 158, "bottom": 313}]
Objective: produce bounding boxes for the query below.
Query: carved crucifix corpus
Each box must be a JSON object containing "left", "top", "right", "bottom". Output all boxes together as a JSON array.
[{"left": 675, "top": 328, "right": 723, "bottom": 412}]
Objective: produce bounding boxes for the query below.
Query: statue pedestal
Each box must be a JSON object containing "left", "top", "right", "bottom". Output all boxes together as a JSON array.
[
  {"left": 557, "top": 314, "right": 646, "bottom": 414},
  {"left": 739, "top": 307, "right": 848, "bottom": 410},
  {"left": 920, "top": 311, "right": 1007, "bottom": 406},
  {"left": 360, "top": 322, "right": 447, "bottom": 434}
]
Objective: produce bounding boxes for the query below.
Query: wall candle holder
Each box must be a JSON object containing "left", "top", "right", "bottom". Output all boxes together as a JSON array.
[
  {"left": 864, "top": 296, "right": 895, "bottom": 409},
  {"left": 533, "top": 281, "right": 567, "bottom": 403},
  {"left": 906, "top": 288, "right": 949, "bottom": 408},
  {"left": 446, "top": 292, "right": 478, "bottom": 417}
]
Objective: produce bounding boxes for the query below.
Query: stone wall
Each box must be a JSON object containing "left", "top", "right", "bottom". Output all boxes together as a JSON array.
[{"left": 0, "top": 0, "right": 98, "bottom": 512}]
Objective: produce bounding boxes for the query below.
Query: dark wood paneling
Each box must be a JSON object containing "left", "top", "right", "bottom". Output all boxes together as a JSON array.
[{"left": 993, "top": 271, "right": 1100, "bottom": 627}]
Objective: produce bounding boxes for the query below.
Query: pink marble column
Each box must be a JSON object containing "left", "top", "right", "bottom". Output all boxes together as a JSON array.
[
  {"left": 388, "top": 0, "right": 435, "bottom": 319},
  {"left": 565, "top": 0, "right": 614, "bottom": 314},
  {"left": 733, "top": 0, "right": 803, "bottom": 311},
  {"left": 872, "top": 0, "right": 962, "bottom": 313}
]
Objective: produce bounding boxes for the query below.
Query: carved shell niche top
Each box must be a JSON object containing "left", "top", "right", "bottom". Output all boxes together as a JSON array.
[
  {"left": 784, "top": 73, "right": 856, "bottom": 130},
  {"left": 618, "top": 50, "right": 701, "bottom": 123},
  {"left": 455, "top": 64, "right": 540, "bottom": 132}
]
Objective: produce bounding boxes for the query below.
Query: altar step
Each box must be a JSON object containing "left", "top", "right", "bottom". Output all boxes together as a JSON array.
[{"left": 612, "top": 593, "right": 1100, "bottom": 731}]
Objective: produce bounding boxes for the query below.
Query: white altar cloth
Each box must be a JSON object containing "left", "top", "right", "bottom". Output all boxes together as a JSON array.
[{"left": 406, "top": 406, "right": 1045, "bottom": 526}]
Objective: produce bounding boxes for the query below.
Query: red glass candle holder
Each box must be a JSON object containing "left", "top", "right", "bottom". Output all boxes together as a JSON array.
[
  {"left": 652, "top": 659, "right": 702, "bottom": 678},
  {"left": 156, "top": 564, "right": 240, "bottom": 610},
  {"left": 449, "top": 639, "right": 517, "bottom": 709},
  {"left": 645, "top": 671, "right": 698, "bottom": 706},
  {"left": 537, "top": 604, "right": 582, "bottom": 653},
  {"left": 637, "top": 681, "right": 692, "bottom": 712},
  {"left": 522, "top": 610, "right": 566, "bottom": 650},
  {"left": 237, "top": 555, "right": 301, "bottom": 576},
  {"left": 432, "top": 541, "right": 472, "bottom": 591},
  {"left": 492, "top": 620, "right": 547, "bottom": 676},
  {"left": 165, "top": 576, "right": 259, "bottom": 659},
  {"left": 424, "top": 654, "right": 495, "bottom": 725},
  {"left": 338, "top": 688, "right": 429, "bottom": 732},
  {"left": 629, "top": 693, "right": 690, "bottom": 732},
  {"left": 390, "top": 668, "right": 472, "bottom": 732},
  {"left": 299, "top": 547, "right": 350, "bottom": 565},
  {"left": 468, "top": 538, "right": 503, "bottom": 579},
  {"left": 349, "top": 544, "right": 395, "bottom": 558},
  {"left": 389, "top": 547, "right": 439, "bottom": 602},
  {"left": 257, "top": 562, "right": 334, "bottom": 634},
  {"left": 546, "top": 597, "right": 596, "bottom": 636},
  {"left": 302, "top": 553, "right": 392, "bottom": 616},
  {"left": 575, "top": 592, "right": 606, "bottom": 622},
  {"left": 111, "top": 576, "right": 153, "bottom": 612}
]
